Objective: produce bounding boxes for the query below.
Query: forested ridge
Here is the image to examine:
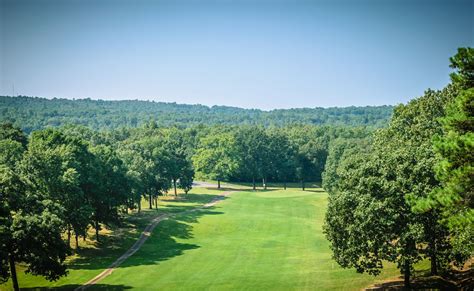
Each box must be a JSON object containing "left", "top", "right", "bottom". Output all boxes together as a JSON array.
[{"left": 0, "top": 95, "right": 393, "bottom": 133}]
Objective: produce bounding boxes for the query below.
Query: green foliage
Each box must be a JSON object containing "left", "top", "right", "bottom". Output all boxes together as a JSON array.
[
  {"left": 322, "top": 137, "right": 371, "bottom": 193},
  {"left": 193, "top": 132, "right": 238, "bottom": 184},
  {"left": 0, "top": 123, "right": 27, "bottom": 147},
  {"left": 449, "top": 47, "right": 474, "bottom": 89},
  {"left": 410, "top": 48, "right": 474, "bottom": 266},
  {"left": 0, "top": 130, "right": 69, "bottom": 289},
  {"left": 0, "top": 96, "right": 393, "bottom": 133},
  {"left": 178, "top": 164, "right": 195, "bottom": 194},
  {"left": 324, "top": 87, "right": 456, "bottom": 286}
]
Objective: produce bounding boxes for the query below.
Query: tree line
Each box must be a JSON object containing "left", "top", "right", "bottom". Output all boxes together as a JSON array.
[
  {"left": 0, "top": 96, "right": 393, "bottom": 133},
  {"left": 323, "top": 47, "right": 473, "bottom": 288},
  {"left": 193, "top": 125, "right": 371, "bottom": 190}
]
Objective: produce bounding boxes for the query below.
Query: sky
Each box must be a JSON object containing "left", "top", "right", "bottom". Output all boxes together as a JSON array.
[{"left": 0, "top": 0, "right": 473, "bottom": 110}]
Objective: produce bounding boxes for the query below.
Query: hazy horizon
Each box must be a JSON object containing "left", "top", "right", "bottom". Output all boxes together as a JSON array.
[
  {"left": 1, "top": 0, "right": 473, "bottom": 110},
  {"left": 1, "top": 94, "right": 398, "bottom": 111}
]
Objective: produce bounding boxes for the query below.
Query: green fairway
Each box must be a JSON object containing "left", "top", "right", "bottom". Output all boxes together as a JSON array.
[
  {"left": 95, "top": 188, "right": 401, "bottom": 290},
  {"left": 1, "top": 187, "right": 403, "bottom": 290}
]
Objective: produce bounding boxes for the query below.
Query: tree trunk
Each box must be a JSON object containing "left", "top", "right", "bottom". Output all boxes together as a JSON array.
[
  {"left": 138, "top": 198, "right": 141, "bottom": 213},
  {"left": 155, "top": 197, "right": 158, "bottom": 209},
  {"left": 404, "top": 260, "right": 411, "bottom": 289},
  {"left": 430, "top": 239, "right": 438, "bottom": 275},
  {"left": 95, "top": 220, "right": 100, "bottom": 242},
  {"left": 9, "top": 253, "right": 19, "bottom": 291},
  {"left": 263, "top": 177, "right": 267, "bottom": 190},
  {"left": 252, "top": 177, "right": 256, "bottom": 190},
  {"left": 75, "top": 233, "right": 79, "bottom": 250},
  {"left": 217, "top": 179, "right": 221, "bottom": 189},
  {"left": 284, "top": 182, "right": 287, "bottom": 190},
  {"left": 301, "top": 180, "right": 305, "bottom": 191},
  {"left": 149, "top": 194, "right": 153, "bottom": 209},
  {"left": 67, "top": 225, "right": 71, "bottom": 247},
  {"left": 173, "top": 179, "right": 177, "bottom": 196}
]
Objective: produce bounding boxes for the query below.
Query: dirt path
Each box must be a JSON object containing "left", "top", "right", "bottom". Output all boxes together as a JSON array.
[{"left": 75, "top": 190, "right": 235, "bottom": 291}]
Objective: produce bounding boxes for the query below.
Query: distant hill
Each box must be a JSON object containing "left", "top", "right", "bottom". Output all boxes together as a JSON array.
[{"left": 0, "top": 96, "right": 393, "bottom": 133}]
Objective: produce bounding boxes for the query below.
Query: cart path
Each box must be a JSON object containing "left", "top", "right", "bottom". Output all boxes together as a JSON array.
[{"left": 75, "top": 190, "right": 235, "bottom": 291}]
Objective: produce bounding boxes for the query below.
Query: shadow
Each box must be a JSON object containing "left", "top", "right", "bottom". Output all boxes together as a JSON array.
[
  {"left": 166, "top": 193, "right": 228, "bottom": 203},
  {"left": 304, "top": 189, "right": 326, "bottom": 193},
  {"left": 202, "top": 187, "right": 244, "bottom": 191},
  {"left": 67, "top": 194, "right": 226, "bottom": 271},
  {"left": 118, "top": 205, "right": 225, "bottom": 268},
  {"left": 20, "top": 284, "right": 132, "bottom": 290},
  {"left": 368, "top": 268, "right": 473, "bottom": 290},
  {"left": 226, "top": 181, "right": 323, "bottom": 191}
]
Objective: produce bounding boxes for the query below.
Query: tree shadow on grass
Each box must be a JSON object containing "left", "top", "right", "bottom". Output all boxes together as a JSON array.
[
  {"left": 369, "top": 268, "right": 473, "bottom": 290},
  {"left": 20, "top": 284, "right": 133, "bottom": 291},
  {"left": 200, "top": 186, "right": 243, "bottom": 191},
  {"left": 119, "top": 207, "right": 225, "bottom": 268},
  {"left": 68, "top": 200, "right": 225, "bottom": 271},
  {"left": 162, "top": 193, "right": 228, "bottom": 211},
  {"left": 303, "top": 189, "right": 326, "bottom": 193}
]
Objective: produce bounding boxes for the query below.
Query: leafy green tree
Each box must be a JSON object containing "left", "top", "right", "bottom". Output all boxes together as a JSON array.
[
  {"left": 0, "top": 123, "right": 27, "bottom": 147},
  {"left": 162, "top": 128, "right": 193, "bottom": 195},
  {"left": 0, "top": 131, "right": 68, "bottom": 291},
  {"left": 449, "top": 47, "right": 474, "bottom": 89},
  {"left": 325, "top": 87, "right": 455, "bottom": 287},
  {"left": 178, "top": 164, "right": 195, "bottom": 194},
  {"left": 288, "top": 126, "right": 329, "bottom": 190},
  {"left": 234, "top": 126, "right": 273, "bottom": 189},
  {"left": 266, "top": 129, "right": 296, "bottom": 189},
  {"left": 117, "top": 142, "right": 150, "bottom": 211},
  {"left": 431, "top": 88, "right": 473, "bottom": 263},
  {"left": 322, "top": 137, "right": 370, "bottom": 193},
  {"left": 24, "top": 129, "right": 94, "bottom": 246},
  {"left": 413, "top": 48, "right": 474, "bottom": 264},
  {"left": 89, "top": 145, "right": 131, "bottom": 241},
  {"left": 193, "top": 132, "right": 238, "bottom": 189}
]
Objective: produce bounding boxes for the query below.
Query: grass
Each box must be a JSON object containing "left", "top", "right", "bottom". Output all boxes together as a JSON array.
[
  {"left": 1, "top": 186, "right": 422, "bottom": 290},
  {"left": 0, "top": 188, "right": 224, "bottom": 291}
]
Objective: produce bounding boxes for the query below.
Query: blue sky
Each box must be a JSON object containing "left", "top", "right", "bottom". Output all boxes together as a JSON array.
[{"left": 0, "top": 0, "right": 472, "bottom": 109}]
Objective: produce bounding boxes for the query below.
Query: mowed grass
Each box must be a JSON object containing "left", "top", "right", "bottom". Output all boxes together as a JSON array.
[
  {"left": 94, "top": 188, "right": 401, "bottom": 290},
  {"left": 1, "top": 186, "right": 408, "bottom": 290},
  {"left": 0, "top": 188, "right": 226, "bottom": 291}
]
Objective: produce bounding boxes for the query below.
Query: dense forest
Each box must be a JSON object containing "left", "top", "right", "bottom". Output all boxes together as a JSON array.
[{"left": 0, "top": 96, "right": 393, "bottom": 133}]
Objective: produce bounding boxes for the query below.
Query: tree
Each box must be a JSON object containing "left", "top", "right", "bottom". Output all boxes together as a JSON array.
[
  {"left": 0, "top": 129, "right": 69, "bottom": 291},
  {"left": 413, "top": 48, "right": 474, "bottom": 265},
  {"left": 449, "top": 47, "right": 474, "bottom": 89},
  {"left": 0, "top": 123, "right": 27, "bottom": 147},
  {"left": 193, "top": 132, "right": 238, "bottom": 189},
  {"left": 89, "top": 145, "right": 131, "bottom": 241},
  {"left": 324, "top": 87, "right": 455, "bottom": 287},
  {"left": 24, "top": 129, "right": 94, "bottom": 247},
  {"left": 322, "top": 137, "right": 370, "bottom": 193},
  {"left": 288, "top": 126, "right": 329, "bottom": 190},
  {"left": 162, "top": 128, "right": 193, "bottom": 196},
  {"left": 178, "top": 164, "right": 195, "bottom": 194},
  {"left": 234, "top": 127, "right": 268, "bottom": 190},
  {"left": 266, "top": 129, "right": 296, "bottom": 189}
]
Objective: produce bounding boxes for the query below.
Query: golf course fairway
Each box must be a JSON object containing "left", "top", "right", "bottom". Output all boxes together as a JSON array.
[{"left": 1, "top": 188, "right": 402, "bottom": 290}]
